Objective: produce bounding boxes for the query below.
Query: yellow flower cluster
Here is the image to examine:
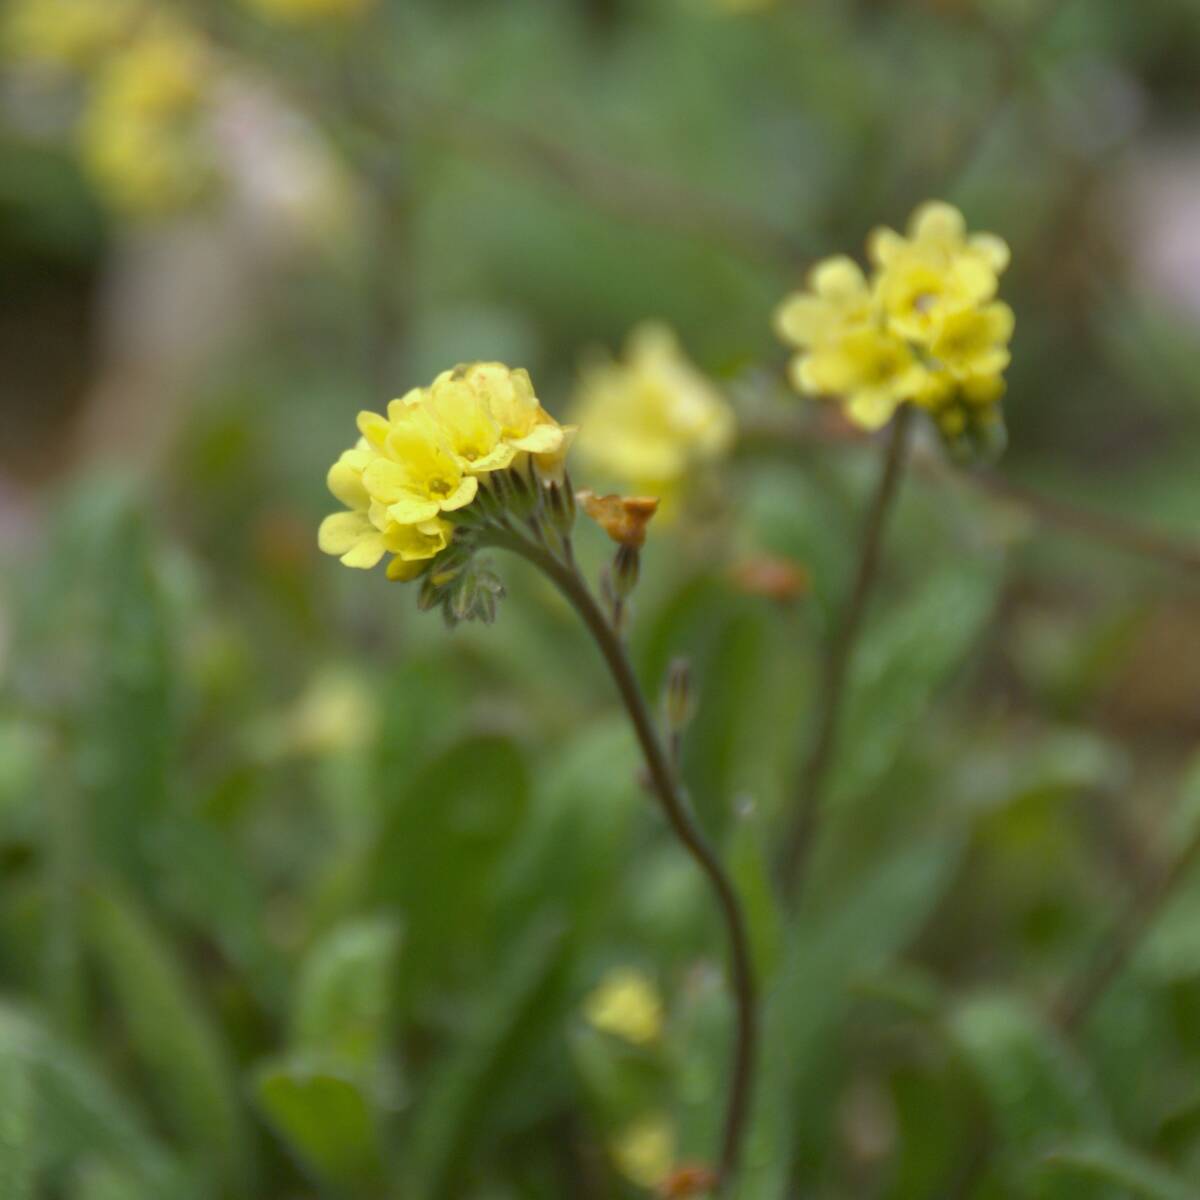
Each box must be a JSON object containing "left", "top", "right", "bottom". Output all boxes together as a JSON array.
[
  {"left": 4, "top": 0, "right": 219, "bottom": 217},
  {"left": 240, "top": 0, "right": 376, "bottom": 23},
  {"left": 571, "top": 324, "right": 735, "bottom": 506},
  {"left": 318, "top": 364, "right": 569, "bottom": 583},
  {"left": 775, "top": 201, "right": 1013, "bottom": 446},
  {"left": 79, "top": 18, "right": 214, "bottom": 216}
]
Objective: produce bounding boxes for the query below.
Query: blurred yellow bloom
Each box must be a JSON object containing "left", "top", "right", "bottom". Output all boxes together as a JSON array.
[
  {"left": 774, "top": 256, "right": 872, "bottom": 349},
  {"left": 794, "top": 325, "right": 928, "bottom": 431},
  {"left": 286, "top": 667, "right": 378, "bottom": 756},
  {"left": 4, "top": 0, "right": 142, "bottom": 71},
  {"left": 929, "top": 301, "right": 1015, "bottom": 380},
  {"left": 869, "top": 201, "right": 1009, "bottom": 342},
  {"left": 775, "top": 201, "right": 1013, "bottom": 449},
  {"left": 612, "top": 1113, "right": 676, "bottom": 1190},
  {"left": 572, "top": 324, "right": 735, "bottom": 501},
  {"left": 583, "top": 968, "right": 664, "bottom": 1045},
  {"left": 241, "top": 0, "right": 376, "bottom": 22},
  {"left": 78, "top": 20, "right": 214, "bottom": 216}
]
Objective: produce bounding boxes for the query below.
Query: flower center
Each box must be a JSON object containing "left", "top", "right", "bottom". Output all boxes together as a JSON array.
[{"left": 430, "top": 479, "right": 452, "bottom": 497}]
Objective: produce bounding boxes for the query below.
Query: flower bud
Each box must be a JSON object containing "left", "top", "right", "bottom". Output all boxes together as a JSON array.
[
  {"left": 613, "top": 543, "right": 640, "bottom": 600},
  {"left": 663, "top": 658, "right": 695, "bottom": 732}
]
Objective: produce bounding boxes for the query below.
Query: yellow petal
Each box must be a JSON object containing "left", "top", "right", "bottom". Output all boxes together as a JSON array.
[
  {"left": 362, "top": 457, "right": 408, "bottom": 503},
  {"left": 356, "top": 410, "right": 390, "bottom": 448},
  {"left": 910, "top": 200, "right": 966, "bottom": 246},
  {"left": 968, "top": 232, "right": 1011, "bottom": 274},
  {"left": 327, "top": 455, "right": 370, "bottom": 511},
  {"left": 845, "top": 391, "right": 900, "bottom": 430},
  {"left": 810, "top": 254, "right": 865, "bottom": 298},
  {"left": 386, "top": 496, "right": 440, "bottom": 524},
  {"left": 386, "top": 556, "right": 426, "bottom": 582},
  {"left": 866, "top": 226, "right": 905, "bottom": 266},
  {"left": 508, "top": 424, "right": 563, "bottom": 454},
  {"left": 439, "top": 475, "right": 478, "bottom": 512},
  {"left": 318, "top": 510, "right": 371, "bottom": 556}
]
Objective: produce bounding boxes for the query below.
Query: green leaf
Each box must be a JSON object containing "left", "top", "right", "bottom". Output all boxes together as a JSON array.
[
  {"left": 152, "top": 815, "right": 287, "bottom": 1011},
  {"left": 70, "top": 1160, "right": 150, "bottom": 1200},
  {"left": 368, "top": 735, "right": 531, "bottom": 1004},
  {"left": 949, "top": 994, "right": 1107, "bottom": 1151},
  {"left": 252, "top": 1057, "right": 385, "bottom": 1194},
  {"left": 84, "top": 883, "right": 248, "bottom": 1191},
  {"left": 0, "top": 1003, "right": 187, "bottom": 1194},
  {"left": 496, "top": 719, "right": 641, "bottom": 937},
  {"left": 406, "top": 914, "right": 570, "bottom": 1199},
  {"left": 831, "top": 562, "right": 1000, "bottom": 809},
  {"left": 0, "top": 1049, "right": 34, "bottom": 1200},
  {"left": 84, "top": 504, "right": 176, "bottom": 887},
  {"left": 727, "top": 801, "right": 782, "bottom": 982},
  {"left": 740, "top": 834, "right": 964, "bottom": 1199},
  {"left": 1041, "top": 1137, "right": 1199, "bottom": 1200},
  {"left": 293, "top": 915, "right": 403, "bottom": 1070}
]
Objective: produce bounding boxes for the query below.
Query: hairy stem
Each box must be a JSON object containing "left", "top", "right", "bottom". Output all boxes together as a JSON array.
[
  {"left": 501, "top": 531, "right": 758, "bottom": 1189},
  {"left": 781, "top": 404, "right": 914, "bottom": 900}
]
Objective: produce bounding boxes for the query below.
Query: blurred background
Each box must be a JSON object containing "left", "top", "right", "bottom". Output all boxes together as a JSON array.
[{"left": 2, "top": 0, "right": 1200, "bottom": 1196}]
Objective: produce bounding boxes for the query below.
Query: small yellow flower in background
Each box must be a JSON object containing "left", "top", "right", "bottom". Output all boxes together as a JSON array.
[
  {"left": 775, "top": 200, "right": 1013, "bottom": 454},
  {"left": 286, "top": 666, "right": 378, "bottom": 756},
  {"left": 4, "top": 0, "right": 143, "bottom": 72},
  {"left": 240, "top": 0, "right": 376, "bottom": 25},
  {"left": 319, "top": 363, "right": 567, "bottom": 601},
  {"left": 794, "top": 326, "right": 926, "bottom": 431},
  {"left": 583, "top": 968, "right": 664, "bottom": 1045},
  {"left": 571, "top": 324, "right": 735, "bottom": 505},
  {"left": 78, "top": 19, "right": 216, "bottom": 216},
  {"left": 612, "top": 1113, "right": 676, "bottom": 1190}
]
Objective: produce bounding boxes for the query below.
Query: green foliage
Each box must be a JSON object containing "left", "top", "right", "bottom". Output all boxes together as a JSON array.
[
  {"left": 4, "top": 0, "right": 1200, "bottom": 1195},
  {"left": 252, "top": 1059, "right": 385, "bottom": 1194},
  {"left": 84, "top": 884, "right": 249, "bottom": 1192}
]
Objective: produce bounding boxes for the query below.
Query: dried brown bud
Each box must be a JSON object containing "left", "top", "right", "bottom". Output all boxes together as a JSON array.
[{"left": 577, "top": 489, "right": 659, "bottom": 548}]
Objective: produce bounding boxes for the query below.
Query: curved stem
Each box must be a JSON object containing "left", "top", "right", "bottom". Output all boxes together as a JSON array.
[
  {"left": 781, "top": 404, "right": 913, "bottom": 900},
  {"left": 500, "top": 532, "right": 758, "bottom": 1190}
]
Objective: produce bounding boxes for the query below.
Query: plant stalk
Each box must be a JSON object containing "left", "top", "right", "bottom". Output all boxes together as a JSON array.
[
  {"left": 781, "top": 404, "right": 914, "bottom": 899},
  {"left": 501, "top": 531, "right": 758, "bottom": 1190}
]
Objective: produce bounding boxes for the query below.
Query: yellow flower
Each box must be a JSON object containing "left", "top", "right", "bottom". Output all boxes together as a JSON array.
[
  {"left": 612, "top": 1114, "right": 676, "bottom": 1190},
  {"left": 583, "top": 968, "right": 664, "bottom": 1045},
  {"left": 239, "top": 0, "right": 376, "bottom": 23},
  {"left": 320, "top": 364, "right": 575, "bottom": 609},
  {"left": 4, "top": 0, "right": 142, "bottom": 71},
  {"left": 571, "top": 324, "right": 734, "bottom": 498},
  {"left": 318, "top": 444, "right": 448, "bottom": 573},
  {"left": 869, "top": 201, "right": 1010, "bottom": 343},
  {"left": 794, "top": 325, "right": 928, "bottom": 430},
  {"left": 423, "top": 370, "right": 517, "bottom": 473},
  {"left": 929, "top": 301, "right": 1014, "bottom": 381},
  {"left": 774, "top": 256, "right": 872, "bottom": 349},
  {"left": 77, "top": 20, "right": 214, "bottom": 216},
  {"left": 361, "top": 414, "right": 479, "bottom": 525},
  {"left": 774, "top": 201, "right": 1013, "bottom": 445}
]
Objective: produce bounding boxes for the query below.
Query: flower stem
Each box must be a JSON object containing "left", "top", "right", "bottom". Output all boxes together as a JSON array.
[
  {"left": 781, "top": 404, "right": 914, "bottom": 901},
  {"left": 500, "top": 531, "right": 758, "bottom": 1190}
]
